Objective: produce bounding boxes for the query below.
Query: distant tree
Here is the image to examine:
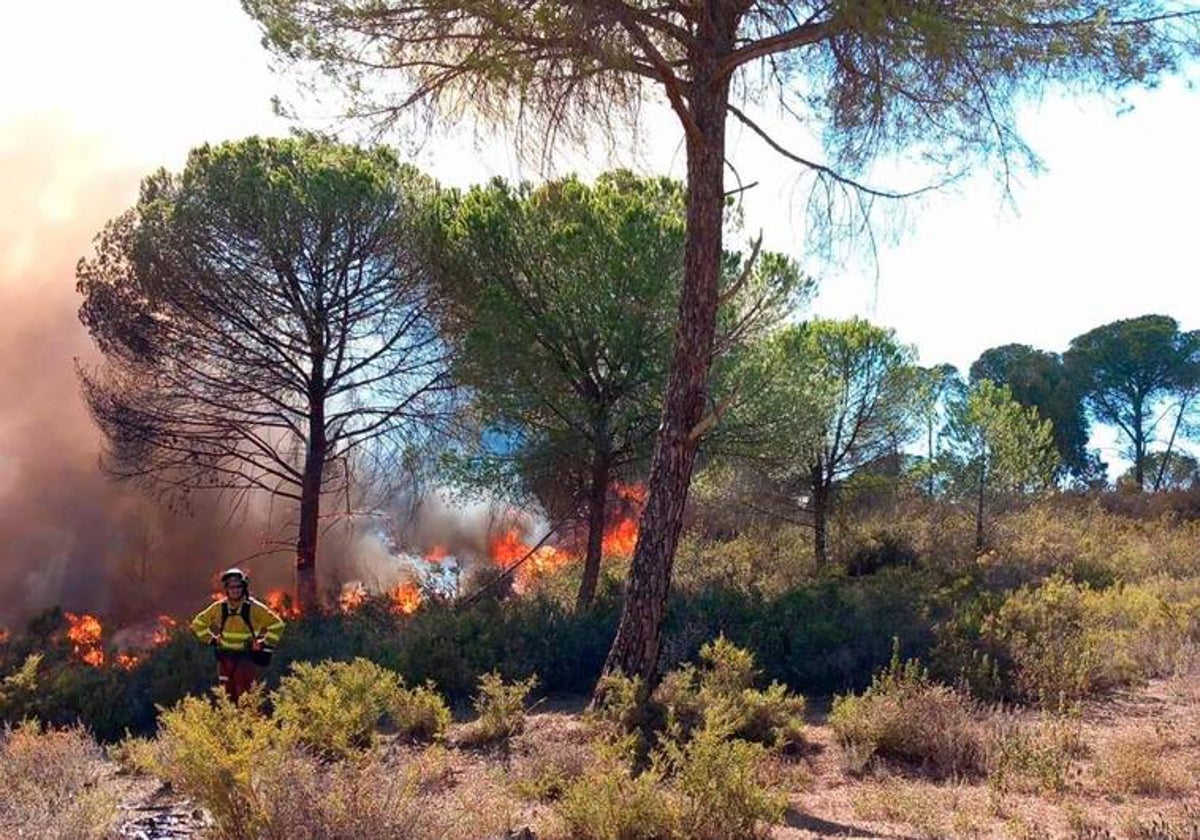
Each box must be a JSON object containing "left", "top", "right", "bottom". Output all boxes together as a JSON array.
[
  {"left": 1120, "top": 451, "right": 1200, "bottom": 492},
  {"left": 909, "top": 364, "right": 965, "bottom": 496},
  {"left": 727, "top": 318, "right": 918, "bottom": 565},
  {"left": 946, "top": 380, "right": 1059, "bottom": 552},
  {"left": 1065, "top": 315, "right": 1200, "bottom": 491},
  {"left": 76, "top": 137, "right": 453, "bottom": 612},
  {"left": 439, "top": 172, "right": 804, "bottom": 608},
  {"left": 970, "top": 344, "right": 1095, "bottom": 483},
  {"left": 245, "top": 0, "right": 1200, "bottom": 684}
]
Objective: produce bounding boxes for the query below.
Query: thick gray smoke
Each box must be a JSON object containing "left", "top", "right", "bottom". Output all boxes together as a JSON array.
[
  {"left": 0, "top": 121, "right": 284, "bottom": 633},
  {"left": 0, "top": 121, "right": 525, "bottom": 635}
]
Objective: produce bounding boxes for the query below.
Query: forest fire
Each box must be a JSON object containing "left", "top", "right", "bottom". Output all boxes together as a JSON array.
[
  {"left": 425, "top": 544, "right": 449, "bottom": 563},
  {"left": 64, "top": 612, "right": 105, "bottom": 666},
  {"left": 266, "top": 589, "right": 301, "bottom": 619},
  {"left": 390, "top": 581, "right": 422, "bottom": 615}
]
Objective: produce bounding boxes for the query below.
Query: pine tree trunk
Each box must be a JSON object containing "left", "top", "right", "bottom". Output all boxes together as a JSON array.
[
  {"left": 811, "top": 460, "right": 829, "bottom": 567},
  {"left": 576, "top": 447, "right": 610, "bottom": 611},
  {"left": 600, "top": 76, "right": 728, "bottom": 688},
  {"left": 296, "top": 398, "right": 325, "bottom": 614}
]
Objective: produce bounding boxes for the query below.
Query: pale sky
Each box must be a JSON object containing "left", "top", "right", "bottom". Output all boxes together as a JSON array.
[{"left": 3, "top": 0, "right": 1198, "bottom": 472}]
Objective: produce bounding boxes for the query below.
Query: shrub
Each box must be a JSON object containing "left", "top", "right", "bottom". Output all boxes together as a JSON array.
[
  {"left": 252, "top": 748, "right": 463, "bottom": 840},
  {"left": 458, "top": 671, "right": 538, "bottom": 748},
  {"left": 0, "top": 721, "right": 117, "bottom": 840},
  {"left": 653, "top": 636, "right": 806, "bottom": 751},
  {"left": 273, "top": 657, "right": 404, "bottom": 758},
  {"left": 829, "top": 647, "right": 986, "bottom": 778},
  {"left": 556, "top": 757, "right": 680, "bottom": 840},
  {"left": 986, "top": 712, "right": 1082, "bottom": 794},
  {"left": 389, "top": 680, "right": 452, "bottom": 743},
  {"left": 659, "top": 723, "right": 785, "bottom": 840},
  {"left": 151, "top": 688, "right": 283, "bottom": 839}
]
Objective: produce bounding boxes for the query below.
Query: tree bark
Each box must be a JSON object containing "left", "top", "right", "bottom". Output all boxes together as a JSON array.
[
  {"left": 576, "top": 446, "right": 610, "bottom": 611},
  {"left": 600, "top": 72, "right": 729, "bottom": 688},
  {"left": 810, "top": 460, "right": 829, "bottom": 566},
  {"left": 296, "top": 393, "right": 325, "bottom": 614},
  {"left": 975, "top": 456, "right": 987, "bottom": 554}
]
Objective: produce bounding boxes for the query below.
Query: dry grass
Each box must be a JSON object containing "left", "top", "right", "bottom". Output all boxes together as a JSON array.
[
  {"left": 1095, "top": 729, "right": 1191, "bottom": 797},
  {"left": 0, "top": 722, "right": 117, "bottom": 840}
]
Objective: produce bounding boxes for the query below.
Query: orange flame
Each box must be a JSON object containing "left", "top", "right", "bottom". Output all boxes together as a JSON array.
[
  {"left": 602, "top": 517, "right": 639, "bottom": 557},
  {"left": 0, "top": 628, "right": 9, "bottom": 644},
  {"left": 152, "top": 614, "right": 177, "bottom": 646},
  {"left": 64, "top": 612, "right": 106, "bottom": 667},
  {"left": 488, "top": 528, "right": 572, "bottom": 589},
  {"left": 115, "top": 652, "right": 140, "bottom": 670},
  {"left": 339, "top": 582, "right": 367, "bottom": 613},
  {"left": 265, "top": 589, "right": 301, "bottom": 619},
  {"left": 425, "top": 544, "right": 449, "bottom": 564},
  {"left": 390, "top": 581, "right": 422, "bottom": 615},
  {"left": 613, "top": 481, "right": 648, "bottom": 505}
]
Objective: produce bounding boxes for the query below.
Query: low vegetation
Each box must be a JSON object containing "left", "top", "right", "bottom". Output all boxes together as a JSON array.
[{"left": 3, "top": 494, "right": 1200, "bottom": 837}]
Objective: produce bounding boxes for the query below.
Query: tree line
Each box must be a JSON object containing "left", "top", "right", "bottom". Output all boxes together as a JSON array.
[{"left": 76, "top": 135, "right": 1200, "bottom": 611}]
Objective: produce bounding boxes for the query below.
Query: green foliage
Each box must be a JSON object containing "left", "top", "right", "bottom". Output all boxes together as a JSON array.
[
  {"left": 1066, "top": 315, "right": 1200, "bottom": 491},
  {"left": 652, "top": 637, "right": 806, "bottom": 752},
  {"left": 830, "top": 645, "right": 986, "bottom": 778},
  {"left": 658, "top": 723, "right": 785, "bottom": 840},
  {"left": 273, "top": 658, "right": 405, "bottom": 758},
  {"left": 970, "top": 344, "right": 1093, "bottom": 483},
  {"left": 459, "top": 671, "right": 538, "bottom": 747},
  {"left": 557, "top": 757, "right": 681, "bottom": 840},
  {"left": 150, "top": 689, "right": 283, "bottom": 839},
  {"left": 389, "top": 680, "right": 452, "bottom": 743}
]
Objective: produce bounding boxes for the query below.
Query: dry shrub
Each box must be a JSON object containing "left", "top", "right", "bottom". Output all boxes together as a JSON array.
[
  {"left": 0, "top": 721, "right": 117, "bottom": 840},
  {"left": 152, "top": 689, "right": 283, "bottom": 838},
  {"left": 388, "top": 680, "right": 452, "bottom": 743},
  {"left": 1097, "top": 730, "right": 1192, "bottom": 797},
  {"left": 830, "top": 649, "right": 986, "bottom": 779},
  {"left": 457, "top": 671, "right": 538, "bottom": 748},
  {"left": 986, "top": 712, "right": 1084, "bottom": 794},
  {"left": 510, "top": 732, "right": 595, "bottom": 802},
  {"left": 851, "top": 779, "right": 971, "bottom": 839},
  {"left": 253, "top": 748, "right": 472, "bottom": 839},
  {"left": 982, "top": 575, "right": 1196, "bottom": 706}
]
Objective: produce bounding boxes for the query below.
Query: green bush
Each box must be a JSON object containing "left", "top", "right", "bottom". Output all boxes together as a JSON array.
[
  {"left": 458, "top": 671, "right": 538, "bottom": 748},
  {"left": 274, "top": 657, "right": 404, "bottom": 758},
  {"left": 654, "top": 636, "right": 806, "bottom": 751},
  {"left": 142, "top": 689, "right": 283, "bottom": 839},
  {"left": 389, "top": 680, "right": 452, "bottom": 743},
  {"left": 659, "top": 723, "right": 785, "bottom": 840},
  {"left": 557, "top": 758, "right": 680, "bottom": 840},
  {"left": 829, "top": 647, "right": 986, "bottom": 778}
]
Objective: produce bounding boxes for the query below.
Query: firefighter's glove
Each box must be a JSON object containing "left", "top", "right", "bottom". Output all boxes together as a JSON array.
[{"left": 251, "top": 637, "right": 265, "bottom": 652}]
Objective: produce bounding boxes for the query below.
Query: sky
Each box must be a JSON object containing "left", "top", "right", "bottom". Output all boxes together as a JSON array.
[{"left": 3, "top": 0, "right": 1198, "bottom": 474}]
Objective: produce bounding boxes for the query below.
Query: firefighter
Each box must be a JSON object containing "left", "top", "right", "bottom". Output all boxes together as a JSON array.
[{"left": 190, "top": 568, "right": 285, "bottom": 703}]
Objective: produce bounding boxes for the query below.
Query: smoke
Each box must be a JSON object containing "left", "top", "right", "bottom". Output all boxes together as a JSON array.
[
  {"left": 0, "top": 118, "right": 282, "bottom": 632},
  {"left": 0, "top": 119, "right": 524, "bottom": 633}
]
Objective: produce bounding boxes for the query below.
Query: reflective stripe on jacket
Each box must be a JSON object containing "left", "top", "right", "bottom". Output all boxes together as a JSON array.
[{"left": 190, "top": 597, "right": 285, "bottom": 651}]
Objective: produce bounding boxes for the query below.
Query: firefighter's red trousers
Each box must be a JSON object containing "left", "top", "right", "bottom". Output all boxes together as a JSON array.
[{"left": 216, "top": 653, "right": 259, "bottom": 703}]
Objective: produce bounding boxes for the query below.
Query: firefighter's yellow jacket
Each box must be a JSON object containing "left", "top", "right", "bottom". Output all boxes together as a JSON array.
[{"left": 190, "top": 596, "right": 285, "bottom": 652}]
